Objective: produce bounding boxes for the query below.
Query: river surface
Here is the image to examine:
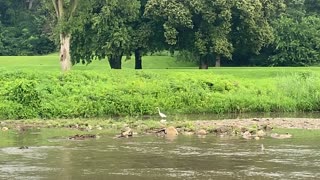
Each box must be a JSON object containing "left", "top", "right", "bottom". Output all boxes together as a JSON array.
[{"left": 0, "top": 129, "right": 320, "bottom": 180}]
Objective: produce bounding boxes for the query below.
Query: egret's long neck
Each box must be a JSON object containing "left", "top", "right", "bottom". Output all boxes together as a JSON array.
[{"left": 157, "top": 108, "right": 161, "bottom": 113}]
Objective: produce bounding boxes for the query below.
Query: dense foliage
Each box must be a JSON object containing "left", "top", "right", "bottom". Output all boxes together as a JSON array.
[
  {"left": 270, "top": 16, "right": 320, "bottom": 66},
  {"left": 1, "top": 70, "right": 320, "bottom": 119},
  {"left": 1, "top": 0, "right": 320, "bottom": 67},
  {"left": 0, "top": 0, "right": 55, "bottom": 55}
]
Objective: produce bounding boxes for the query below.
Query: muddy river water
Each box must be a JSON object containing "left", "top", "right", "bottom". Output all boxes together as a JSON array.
[{"left": 0, "top": 129, "right": 320, "bottom": 180}]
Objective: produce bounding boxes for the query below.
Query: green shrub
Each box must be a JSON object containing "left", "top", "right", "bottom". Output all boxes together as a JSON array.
[
  {"left": 0, "top": 70, "right": 320, "bottom": 119},
  {"left": 6, "top": 79, "right": 41, "bottom": 108}
]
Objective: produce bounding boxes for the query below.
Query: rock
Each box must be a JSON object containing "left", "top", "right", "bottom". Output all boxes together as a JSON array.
[
  {"left": 256, "top": 130, "right": 266, "bottom": 137},
  {"left": 87, "top": 125, "right": 93, "bottom": 131},
  {"left": 242, "top": 131, "right": 252, "bottom": 139},
  {"left": 69, "top": 134, "right": 96, "bottom": 140},
  {"left": 270, "top": 133, "right": 292, "bottom": 139},
  {"left": 165, "top": 126, "right": 178, "bottom": 136},
  {"left": 214, "top": 126, "right": 232, "bottom": 134},
  {"left": 19, "top": 146, "right": 29, "bottom": 149},
  {"left": 260, "top": 124, "right": 273, "bottom": 131},
  {"left": 160, "top": 119, "right": 167, "bottom": 124},
  {"left": 154, "top": 128, "right": 166, "bottom": 136},
  {"left": 2, "top": 127, "right": 8, "bottom": 131},
  {"left": 120, "top": 127, "right": 133, "bottom": 138},
  {"left": 16, "top": 125, "right": 29, "bottom": 132},
  {"left": 183, "top": 131, "right": 194, "bottom": 136},
  {"left": 165, "top": 126, "right": 178, "bottom": 141},
  {"left": 196, "top": 129, "right": 207, "bottom": 136}
]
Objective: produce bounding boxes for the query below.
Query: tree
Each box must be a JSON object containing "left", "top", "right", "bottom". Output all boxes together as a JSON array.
[
  {"left": 270, "top": 15, "right": 320, "bottom": 66},
  {"left": 0, "top": 22, "right": 3, "bottom": 52},
  {"left": 50, "top": 0, "right": 92, "bottom": 72},
  {"left": 128, "top": 0, "right": 170, "bottom": 69},
  {"left": 283, "top": 0, "right": 306, "bottom": 19},
  {"left": 231, "top": 0, "right": 285, "bottom": 66},
  {"left": 0, "top": 0, "right": 55, "bottom": 55},
  {"left": 71, "top": 0, "right": 140, "bottom": 69},
  {"left": 145, "top": 0, "right": 285, "bottom": 68},
  {"left": 26, "top": 0, "right": 35, "bottom": 10},
  {"left": 51, "top": 0, "right": 77, "bottom": 71},
  {"left": 305, "top": 0, "right": 320, "bottom": 15}
]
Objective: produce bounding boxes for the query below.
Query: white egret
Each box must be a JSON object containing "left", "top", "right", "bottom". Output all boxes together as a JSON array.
[{"left": 156, "top": 107, "right": 167, "bottom": 118}]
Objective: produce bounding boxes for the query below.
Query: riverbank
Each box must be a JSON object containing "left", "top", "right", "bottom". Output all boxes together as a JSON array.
[
  {"left": 2, "top": 118, "right": 320, "bottom": 136},
  {"left": 196, "top": 118, "right": 320, "bottom": 130}
]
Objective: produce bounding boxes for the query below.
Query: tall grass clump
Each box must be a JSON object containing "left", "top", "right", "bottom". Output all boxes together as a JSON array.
[
  {"left": 0, "top": 70, "right": 320, "bottom": 120},
  {"left": 277, "top": 71, "right": 320, "bottom": 111}
]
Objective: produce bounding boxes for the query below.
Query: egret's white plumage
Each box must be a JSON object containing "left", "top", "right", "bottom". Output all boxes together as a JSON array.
[{"left": 156, "top": 107, "right": 167, "bottom": 118}]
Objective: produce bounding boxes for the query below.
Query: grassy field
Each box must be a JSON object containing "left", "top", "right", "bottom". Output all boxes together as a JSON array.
[
  {"left": 1, "top": 55, "right": 320, "bottom": 119},
  {"left": 0, "top": 54, "right": 197, "bottom": 72},
  {"left": 1, "top": 54, "right": 319, "bottom": 78}
]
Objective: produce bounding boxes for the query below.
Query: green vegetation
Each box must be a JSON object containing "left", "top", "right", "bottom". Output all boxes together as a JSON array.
[
  {"left": 0, "top": 63, "right": 320, "bottom": 119},
  {"left": 0, "top": 54, "right": 197, "bottom": 72},
  {"left": 2, "top": 1, "right": 320, "bottom": 121},
  {"left": 2, "top": 1, "right": 320, "bottom": 70}
]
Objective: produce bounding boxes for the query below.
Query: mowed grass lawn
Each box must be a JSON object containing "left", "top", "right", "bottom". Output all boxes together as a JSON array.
[
  {"left": 1, "top": 54, "right": 320, "bottom": 80},
  {"left": 0, "top": 54, "right": 196, "bottom": 72}
]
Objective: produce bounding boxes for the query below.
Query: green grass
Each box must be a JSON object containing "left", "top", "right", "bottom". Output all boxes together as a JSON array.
[
  {"left": 1, "top": 54, "right": 319, "bottom": 80},
  {"left": 1, "top": 55, "right": 320, "bottom": 119},
  {"left": 0, "top": 54, "right": 197, "bottom": 72}
]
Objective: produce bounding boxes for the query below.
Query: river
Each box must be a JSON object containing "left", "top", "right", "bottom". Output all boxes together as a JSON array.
[{"left": 0, "top": 128, "right": 320, "bottom": 180}]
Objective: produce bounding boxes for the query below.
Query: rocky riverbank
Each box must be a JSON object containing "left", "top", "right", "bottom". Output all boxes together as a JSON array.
[
  {"left": 196, "top": 118, "right": 320, "bottom": 130},
  {"left": 1, "top": 118, "right": 320, "bottom": 140}
]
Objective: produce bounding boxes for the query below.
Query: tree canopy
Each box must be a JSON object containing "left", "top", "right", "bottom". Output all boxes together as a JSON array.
[
  {"left": 0, "top": 0, "right": 55, "bottom": 55},
  {"left": 144, "top": 0, "right": 285, "bottom": 68},
  {"left": 1, "top": 0, "right": 320, "bottom": 68}
]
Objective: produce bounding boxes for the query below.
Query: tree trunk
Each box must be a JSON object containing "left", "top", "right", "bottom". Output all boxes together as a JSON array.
[
  {"left": 125, "top": 54, "right": 131, "bottom": 61},
  {"left": 60, "top": 34, "right": 72, "bottom": 72},
  {"left": 108, "top": 54, "right": 122, "bottom": 69},
  {"left": 134, "top": 49, "right": 142, "bottom": 69},
  {"left": 27, "top": 0, "right": 34, "bottom": 10},
  {"left": 215, "top": 55, "right": 221, "bottom": 67},
  {"left": 199, "top": 55, "right": 208, "bottom": 69}
]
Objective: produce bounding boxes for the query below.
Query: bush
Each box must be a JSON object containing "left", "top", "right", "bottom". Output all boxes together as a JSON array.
[{"left": 0, "top": 70, "right": 320, "bottom": 119}]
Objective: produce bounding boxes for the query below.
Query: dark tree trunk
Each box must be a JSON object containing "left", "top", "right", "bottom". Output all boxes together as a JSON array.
[
  {"left": 134, "top": 49, "right": 142, "bottom": 69},
  {"left": 125, "top": 54, "right": 131, "bottom": 61},
  {"left": 215, "top": 55, "right": 221, "bottom": 67},
  {"left": 108, "top": 54, "right": 122, "bottom": 69},
  {"left": 199, "top": 55, "right": 208, "bottom": 69},
  {"left": 169, "top": 49, "right": 175, "bottom": 57},
  {"left": 108, "top": 55, "right": 115, "bottom": 68}
]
